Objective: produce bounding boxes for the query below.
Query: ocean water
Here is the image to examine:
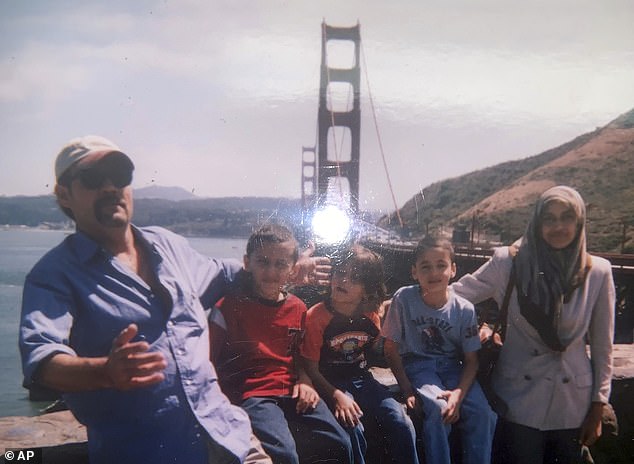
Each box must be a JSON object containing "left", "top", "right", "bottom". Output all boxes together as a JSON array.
[{"left": 0, "top": 228, "right": 246, "bottom": 418}]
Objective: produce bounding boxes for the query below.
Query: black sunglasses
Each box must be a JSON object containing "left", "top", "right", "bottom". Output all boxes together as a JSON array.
[{"left": 72, "top": 159, "right": 134, "bottom": 190}]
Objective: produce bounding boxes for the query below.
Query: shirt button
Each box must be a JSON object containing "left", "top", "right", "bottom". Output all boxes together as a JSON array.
[
  {"left": 184, "top": 379, "right": 192, "bottom": 386},
  {"left": 563, "top": 377, "right": 570, "bottom": 384},
  {"left": 524, "top": 374, "right": 532, "bottom": 381}
]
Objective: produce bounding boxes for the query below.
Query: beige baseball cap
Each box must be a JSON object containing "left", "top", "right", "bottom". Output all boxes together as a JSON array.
[{"left": 54, "top": 135, "right": 133, "bottom": 181}]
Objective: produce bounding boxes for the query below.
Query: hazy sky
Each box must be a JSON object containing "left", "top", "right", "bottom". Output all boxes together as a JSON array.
[{"left": 1, "top": 0, "right": 633, "bottom": 212}]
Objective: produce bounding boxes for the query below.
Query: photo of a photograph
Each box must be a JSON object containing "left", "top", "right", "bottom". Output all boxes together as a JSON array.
[{"left": 1, "top": 2, "right": 633, "bottom": 463}]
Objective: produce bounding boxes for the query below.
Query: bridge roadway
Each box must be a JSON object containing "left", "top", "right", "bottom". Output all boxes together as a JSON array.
[
  {"left": 360, "top": 234, "right": 634, "bottom": 274},
  {"left": 356, "top": 221, "right": 634, "bottom": 283}
]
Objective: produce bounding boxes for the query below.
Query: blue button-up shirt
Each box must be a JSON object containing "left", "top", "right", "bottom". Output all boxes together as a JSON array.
[{"left": 20, "top": 226, "right": 252, "bottom": 463}]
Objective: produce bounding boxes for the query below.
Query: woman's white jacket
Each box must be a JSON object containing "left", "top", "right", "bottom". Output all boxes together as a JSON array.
[{"left": 452, "top": 246, "right": 615, "bottom": 430}]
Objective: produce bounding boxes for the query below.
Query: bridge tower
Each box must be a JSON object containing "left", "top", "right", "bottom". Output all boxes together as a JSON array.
[{"left": 302, "top": 22, "right": 361, "bottom": 214}]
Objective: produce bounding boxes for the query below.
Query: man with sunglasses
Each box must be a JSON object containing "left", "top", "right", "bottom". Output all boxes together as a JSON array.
[{"left": 19, "top": 135, "right": 328, "bottom": 464}]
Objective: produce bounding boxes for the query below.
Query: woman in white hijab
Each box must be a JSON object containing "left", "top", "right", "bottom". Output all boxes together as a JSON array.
[{"left": 452, "top": 185, "right": 615, "bottom": 464}]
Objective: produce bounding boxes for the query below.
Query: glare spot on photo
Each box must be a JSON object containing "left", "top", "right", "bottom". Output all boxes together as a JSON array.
[{"left": 311, "top": 205, "right": 352, "bottom": 245}]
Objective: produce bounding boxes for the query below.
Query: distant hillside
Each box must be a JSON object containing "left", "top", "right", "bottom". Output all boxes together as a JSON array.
[
  {"left": 0, "top": 194, "right": 301, "bottom": 238},
  {"left": 0, "top": 195, "right": 63, "bottom": 227},
  {"left": 132, "top": 196, "right": 302, "bottom": 237},
  {"left": 379, "top": 108, "right": 634, "bottom": 253},
  {"left": 134, "top": 185, "right": 198, "bottom": 201}
]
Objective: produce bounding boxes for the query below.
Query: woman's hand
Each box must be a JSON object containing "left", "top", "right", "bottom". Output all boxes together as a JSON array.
[
  {"left": 579, "top": 402, "right": 604, "bottom": 446},
  {"left": 479, "top": 323, "right": 493, "bottom": 343}
]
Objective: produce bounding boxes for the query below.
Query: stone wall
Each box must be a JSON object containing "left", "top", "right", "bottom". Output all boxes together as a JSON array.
[{"left": 2, "top": 345, "right": 633, "bottom": 464}]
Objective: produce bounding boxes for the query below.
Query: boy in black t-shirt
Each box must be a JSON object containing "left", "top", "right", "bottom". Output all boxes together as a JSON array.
[{"left": 301, "top": 245, "right": 420, "bottom": 464}]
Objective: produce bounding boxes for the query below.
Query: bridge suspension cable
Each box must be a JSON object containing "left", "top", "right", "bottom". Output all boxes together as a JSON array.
[{"left": 359, "top": 37, "right": 404, "bottom": 228}]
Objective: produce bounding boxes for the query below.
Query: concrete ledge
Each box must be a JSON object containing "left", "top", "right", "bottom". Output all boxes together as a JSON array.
[
  {"left": 373, "top": 343, "right": 634, "bottom": 389},
  {"left": 2, "top": 344, "right": 633, "bottom": 463},
  {"left": 611, "top": 344, "right": 634, "bottom": 379},
  {"left": 0, "top": 410, "right": 86, "bottom": 450}
]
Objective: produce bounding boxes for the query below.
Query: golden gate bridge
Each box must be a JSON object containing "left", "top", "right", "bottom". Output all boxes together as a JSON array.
[{"left": 300, "top": 21, "right": 634, "bottom": 343}]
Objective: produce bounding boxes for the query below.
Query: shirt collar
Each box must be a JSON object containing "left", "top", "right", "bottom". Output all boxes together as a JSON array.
[
  {"left": 246, "top": 290, "right": 288, "bottom": 307},
  {"left": 70, "top": 228, "right": 104, "bottom": 264},
  {"left": 70, "top": 224, "right": 160, "bottom": 265}
]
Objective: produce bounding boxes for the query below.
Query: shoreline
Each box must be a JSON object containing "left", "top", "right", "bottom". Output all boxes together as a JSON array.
[{"left": 0, "top": 224, "right": 250, "bottom": 240}]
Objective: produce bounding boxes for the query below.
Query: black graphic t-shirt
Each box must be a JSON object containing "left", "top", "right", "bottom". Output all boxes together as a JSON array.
[{"left": 302, "top": 301, "right": 381, "bottom": 381}]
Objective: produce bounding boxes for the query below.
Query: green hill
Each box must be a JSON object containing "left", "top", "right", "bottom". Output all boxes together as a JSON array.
[{"left": 379, "top": 108, "right": 634, "bottom": 253}]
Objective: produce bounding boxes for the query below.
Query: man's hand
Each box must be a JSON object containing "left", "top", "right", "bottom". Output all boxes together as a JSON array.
[
  {"left": 293, "top": 380, "right": 320, "bottom": 413},
  {"left": 105, "top": 324, "right": 167, "bottom": 390},
  {"left": 292, "top": 241, "right": 331, "bottom": 286}
]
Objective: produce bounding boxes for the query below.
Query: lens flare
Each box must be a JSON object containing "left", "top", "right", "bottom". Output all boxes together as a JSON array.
[{"left": 311, "top": 205, "right": 352, "bottom": 245}]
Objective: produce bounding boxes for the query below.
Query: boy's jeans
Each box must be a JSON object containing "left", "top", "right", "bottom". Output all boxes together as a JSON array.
[
  {"left": 404, "top": 357, "right": 497, "bottom": 464},
  {"left": 241, "top": 395, "right": 353, "bottom": 464},
  {"left": 332, "top": 373, "right": 420, "bottom": 464}
]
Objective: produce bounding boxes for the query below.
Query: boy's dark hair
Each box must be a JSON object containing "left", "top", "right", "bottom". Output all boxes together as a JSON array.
[
  {"left": 246, "top": 224, "right": 299, "bottom": 262},
  {"left": 333, "top": 244, "right": 387, "bottom": 312},
  {"left": 413, "top": 236, "right": 455, "bottom": 264}
]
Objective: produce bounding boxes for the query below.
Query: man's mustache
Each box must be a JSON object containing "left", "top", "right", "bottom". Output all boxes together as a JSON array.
[{"left": 95, "top": 194, "right": 124, "bottom": 209}]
